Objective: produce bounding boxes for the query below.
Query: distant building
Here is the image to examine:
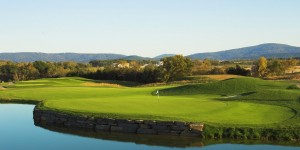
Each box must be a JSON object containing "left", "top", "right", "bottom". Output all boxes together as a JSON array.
[
  {"left": 111, "top": 62, "right": 130, "bottom": 68},
  {"left": 117, "top": 63, "right": 130, "bottom": 68},
  {"left": 111, "top": 63, "right": 118, "bottom": 68},
  {"left": 140, "top": 64, "right": 149, "bottom": 69},
  {"left": 156, "top": 61, "right": 163, "bottom": 67},
  {"left": 286, "top": 66, "right": 300, "bottom": 74}
]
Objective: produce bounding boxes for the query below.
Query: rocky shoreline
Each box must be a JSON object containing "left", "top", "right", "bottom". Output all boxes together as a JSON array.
[
  {"left": 0, "top": 101, "right": 298, "bottom": 141},
  {"left": 33, "top": 107, "right": 204, "bottom": 137}
]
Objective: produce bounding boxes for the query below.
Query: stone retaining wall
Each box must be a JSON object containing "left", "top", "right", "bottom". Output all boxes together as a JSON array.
[{"left": 33, "top": 107, "right": 204, "bottom": 137}]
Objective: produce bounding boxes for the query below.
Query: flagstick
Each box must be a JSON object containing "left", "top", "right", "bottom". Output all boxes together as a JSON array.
[{"left": 156, "top": 90, "right": 159, "bottom": 103}]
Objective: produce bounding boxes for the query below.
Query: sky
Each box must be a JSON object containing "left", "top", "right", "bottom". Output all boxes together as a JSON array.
[{"left": 0, "top": 0, "right": 299, "bottom": 57}]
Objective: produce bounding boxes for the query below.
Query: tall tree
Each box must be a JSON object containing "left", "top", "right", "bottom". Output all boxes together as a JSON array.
[
  {"left": 282, "top": 59, "right": 298, "bottom": 72},
  {"left": 258, "top": 57, "right": 268, "bottom": 77},
  {"left": 161, "top": 55, "right": 193, "bottom": 82},
  {"left": 192, "top": 59, "right": 212, "bottom": 75},
  {"left": 268, "top": 59, "right": 285, "bottom": 76},
  {"left": 33, "top": 61, "right": 50, "bottom": 77},
  {"left": 0, "top": 62, "right": 18, "bottom": 81}
]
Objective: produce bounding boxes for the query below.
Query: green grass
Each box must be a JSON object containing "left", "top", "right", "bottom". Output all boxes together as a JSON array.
[
  {"left": 159, "top": 77, "right": 293, "bottom": 96},
  {"left": 6, "top": 77, "right": 139, "bottom": 88},
  {"left": 0, "top": 77, "right": 299, "bottom": 128},
  {"left": 2, "top": 76, "right": 299, "bottom": 140}
]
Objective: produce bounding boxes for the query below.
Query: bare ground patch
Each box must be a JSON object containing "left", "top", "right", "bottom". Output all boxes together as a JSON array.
[
  {"left": 81, "top": 82, "right": 123, "bottom": 87},
  {"left": 202, "top": 74, "right": 239, "bottom": 80}
]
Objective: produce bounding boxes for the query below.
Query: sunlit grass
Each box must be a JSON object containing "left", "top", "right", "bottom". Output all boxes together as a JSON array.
[{"left": 0, "top": 77, "right": 298, "bottom": 126}]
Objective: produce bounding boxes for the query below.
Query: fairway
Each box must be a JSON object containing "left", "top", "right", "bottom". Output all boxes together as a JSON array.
[{"left": 0, "top": 77, "right": 298, "bottom": 126}]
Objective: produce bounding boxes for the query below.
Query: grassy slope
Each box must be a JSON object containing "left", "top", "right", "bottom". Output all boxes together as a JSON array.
[
  {"left": 159, "top": 77, "right": 291, "bottom": 96},
  {"left": 0, "top": 77, "right": 298, "bottom": 128},
  {"left": 160, "top": 77, "right": 300, "bottom": 127}
]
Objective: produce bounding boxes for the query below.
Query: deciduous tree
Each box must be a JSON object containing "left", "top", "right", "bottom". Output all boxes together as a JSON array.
[
  {"left": 258, "top": 57, "right": 267, "bottom": 77},
  {"left": 162, "top": 55, "right": 193, "bottom": 82}
]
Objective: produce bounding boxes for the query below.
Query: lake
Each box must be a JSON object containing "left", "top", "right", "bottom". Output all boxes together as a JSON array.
[{"left": 0, "top": 104, "right": 299, "bottom": 150}]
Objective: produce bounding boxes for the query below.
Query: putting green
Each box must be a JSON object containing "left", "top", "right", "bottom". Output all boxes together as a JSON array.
[{"left": 0, "top": 77, "right": 295, "bottom": 125}]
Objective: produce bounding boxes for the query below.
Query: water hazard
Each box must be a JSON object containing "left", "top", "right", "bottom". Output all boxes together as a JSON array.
[{"left": 0, "top": 104, "right": 299, "bottom": 150}]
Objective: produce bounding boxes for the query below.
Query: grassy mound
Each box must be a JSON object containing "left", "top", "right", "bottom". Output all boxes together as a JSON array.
[
  {"left": 159, "top": 77, "right": 288, "bottom": 95},
  {"left": 228, "top": 90, "right": 300, "bottom": 101}
]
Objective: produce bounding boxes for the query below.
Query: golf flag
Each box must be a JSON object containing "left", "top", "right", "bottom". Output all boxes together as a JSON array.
[{"left": 156, "top": 90, "right": 159, "bottom": 102}]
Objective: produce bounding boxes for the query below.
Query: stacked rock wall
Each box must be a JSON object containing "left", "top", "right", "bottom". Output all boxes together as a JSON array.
[{"left": 33, "top": 107, "right": 204, "bottom": 137}]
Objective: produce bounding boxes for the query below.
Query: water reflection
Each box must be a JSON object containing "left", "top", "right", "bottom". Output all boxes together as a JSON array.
[
  {"left": 34, "top": 123, "right": 205, "bottom": 148},
  {"left": 0, "top": 104, "right": 299, "bottom": 150},
  {"left": 34, "top": 116, "right": 300, "bottom": 149}
]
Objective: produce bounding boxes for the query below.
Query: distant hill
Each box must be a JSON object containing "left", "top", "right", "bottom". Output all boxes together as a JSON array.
[
  {"left": 153, "top": 54, "right": 176, "bottom": 60},
  {"left": 1, "top": 43, "right": 300, "bottom": 62},
  {"left": 188, "top": 43, "right": 300, "bottom": 60},
  {"left": 122, "top": 55, "right": 153, "bottom": 61},
  {"left": 0, "top": 52, "right": 126, "bottom": 62}
]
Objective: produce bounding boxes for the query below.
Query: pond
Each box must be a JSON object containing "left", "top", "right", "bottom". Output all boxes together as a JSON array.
[{"left": 0, "top": 104, "right": 299, "bottom": 150}]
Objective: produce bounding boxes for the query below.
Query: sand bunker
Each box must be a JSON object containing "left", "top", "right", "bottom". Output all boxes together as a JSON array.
[
  {"left": 82, "top": 82, "right": 123, "bottom": 87},
  {"left": 0, "top": 86, "right": 6, "bottom": 90},
  {"left": 203, "top": 75, "right": 239, "bottom": 80}
]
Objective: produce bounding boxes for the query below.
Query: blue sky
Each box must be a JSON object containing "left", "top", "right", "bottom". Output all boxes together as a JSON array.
[{"left": 0, "top": 0, "right": 299, "bottom": 57}]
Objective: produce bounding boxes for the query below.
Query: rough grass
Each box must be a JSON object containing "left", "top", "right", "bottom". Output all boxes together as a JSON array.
[{"left": 0, "top": 77, "right": 298, "bottom": 128}]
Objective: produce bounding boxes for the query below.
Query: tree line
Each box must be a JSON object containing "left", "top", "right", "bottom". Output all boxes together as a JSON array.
[
  {"left": 253, "top": 57, "right": 298, "bottom": 77},
  {"left": 0, "top": 55, "right": 194, "bottom": 83},
  {"left": 0, "top": 55, "right": 299, "bottom": 83},
  {"left": 0, "top": 61, "right": 92, "bottom": 82},
  {"left": 83, "top": 55, "right": 193, "bottom": 83}
]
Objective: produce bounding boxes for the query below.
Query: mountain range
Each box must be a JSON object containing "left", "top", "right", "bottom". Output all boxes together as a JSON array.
[
  {"left": 188, "top": 43, "right": 300, "bottom": 60},
  {"left": 1, "top": 43, "right": 300, "bottom": 62},
  {"left": 0, "top": 53, "right": 126, "bottom": 62}
]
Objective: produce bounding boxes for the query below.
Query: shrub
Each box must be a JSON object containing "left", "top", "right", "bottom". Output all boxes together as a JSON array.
[
  {"left": 203, "top": 125, "right": 223, "bottom": 139},
  {"left": 279, "top": 132, "right": 294, "bottom": 141},
  {"left": 235, "top": 128, "right": 245, "bottom": 139},
  {"left": 223, "top": 127, "right": 236, "bottom": 139},
  {"left": 287, "top": 84, "right": 300, "bottom": 89},
  {"left": 249, "top": 128, "right": 261, "bottom": 139}
]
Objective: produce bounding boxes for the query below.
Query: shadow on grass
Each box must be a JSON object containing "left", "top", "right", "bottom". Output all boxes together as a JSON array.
[
  {"left": 91, "top": 80, "right": 141, "bottom": 87},
  {"left": 241, "top": 91, "right": 257, "bottom": 96}
]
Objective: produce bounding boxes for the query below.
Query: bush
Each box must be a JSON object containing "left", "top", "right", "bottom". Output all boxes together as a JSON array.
[
  {"left": 223, "top": 127, "right": 236, "bottom": 139},
  {"left": 226, "top": 65, "right": 251, "bottom": 76},
  {"left": 203, "top": 125, "right": 223, "bottom": 139},
  {"left": 279, "top": 132, "right": 294, "bottom": 141},
  {"left": 210, "top": 67, "right": 226, "bottom": 74},
  {"left": 248, "top": 128, "right": 261, "bottom": 139},
  {"left": 202, "top": 125, "right": 300, "bottom": 141},
  {"left": 287, "top": 84, "right": 300, "bottom": 89},
  {"left": 235, "top": 128, "right": 245, "bottom": 139}
]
